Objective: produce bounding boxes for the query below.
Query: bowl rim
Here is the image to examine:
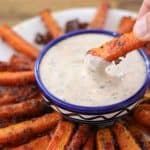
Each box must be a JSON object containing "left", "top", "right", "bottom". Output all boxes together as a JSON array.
[{"left": 35, "top": 29, "right": 150, "bottom": 114}]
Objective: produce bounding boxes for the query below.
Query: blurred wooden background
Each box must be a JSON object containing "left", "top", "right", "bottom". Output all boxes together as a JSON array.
[{"left": 0, "top": 0, "right": 143, "bottom": 25}]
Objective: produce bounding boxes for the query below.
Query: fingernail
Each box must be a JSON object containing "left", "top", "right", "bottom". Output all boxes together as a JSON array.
[{"left": 134, "top": 16, "right": 147, "bottom": 39}]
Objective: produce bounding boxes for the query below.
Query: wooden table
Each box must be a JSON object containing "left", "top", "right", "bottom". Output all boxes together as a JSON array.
[{"left": 0, "top": 0, "right": 143, "bottom": 25}]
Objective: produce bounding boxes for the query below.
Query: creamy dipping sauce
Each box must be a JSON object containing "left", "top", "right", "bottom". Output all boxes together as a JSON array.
[{"left": 40, "top": 33, "right": 146, "bottom": 106}]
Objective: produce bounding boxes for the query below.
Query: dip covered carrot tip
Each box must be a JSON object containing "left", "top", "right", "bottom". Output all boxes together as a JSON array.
[
  {"left": 0, "top": 24, "right": 39, "bottom": 59},
  {"left": 88, "top": 32, "right": 148, "bottom": 61},
  {"left": 0, "top": 71, "right": 35, "bottom": 85},
  {"left": 88, "top": 0, "right": 110, "bottom": 29},
  {"left": 40, "top": 9, "right": 64, "bottom": 39}
]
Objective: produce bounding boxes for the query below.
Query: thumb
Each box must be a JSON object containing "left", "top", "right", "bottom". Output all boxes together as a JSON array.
[{"left": 133, "top": 12, "right": 150, "bottom": 41}]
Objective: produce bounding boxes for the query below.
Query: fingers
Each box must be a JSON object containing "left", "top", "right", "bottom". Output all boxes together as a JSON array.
[{"left": 134, "top": 12, "right": 150, "bottom": 41}]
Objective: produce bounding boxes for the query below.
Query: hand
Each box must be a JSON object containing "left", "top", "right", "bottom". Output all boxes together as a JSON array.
[{"left": 133, "top": 0, "right": 150, "bottom": 41}]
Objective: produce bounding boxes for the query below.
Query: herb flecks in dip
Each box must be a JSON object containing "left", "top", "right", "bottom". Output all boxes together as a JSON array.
[{"left": 40, "top": 34, "right": 146, "bottom": 106}]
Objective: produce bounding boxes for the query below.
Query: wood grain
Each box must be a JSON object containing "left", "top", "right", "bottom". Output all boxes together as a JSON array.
[{"left": 0, "top": 0, "right": 142, "bottom": 25}]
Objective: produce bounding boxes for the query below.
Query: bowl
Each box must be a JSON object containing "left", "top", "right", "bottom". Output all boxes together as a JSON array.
[{"left": 35, "top": 29, "right": 150, "bottom": 125}]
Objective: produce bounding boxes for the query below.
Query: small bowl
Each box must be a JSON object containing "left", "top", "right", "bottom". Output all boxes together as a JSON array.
[{"left": 35, "top": 30, "right": 150, "bottom": 125}]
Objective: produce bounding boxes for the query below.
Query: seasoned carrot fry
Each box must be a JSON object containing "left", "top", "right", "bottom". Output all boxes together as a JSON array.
[
  {"left": 0, "top": 98, "right": 46, "bottom": 119},
  {"left": 96, "top": 128, "right": 115, "bottom": 150},
  {"left": 40, "top": 9, "right": 64, "bottom": 38},
  {"left": 47, "top": 121, "right": 75, "bottom": 150},
  {"left": 67, "top": 124, "right": 91, "bottom": 150},
  {"left": 134, "top": 104, "right": 150, "bottom": 127},
  {"left": 0, "top": 85, "right": 39, "bottom": 105},
  {"left": 8, "top": 135, "right": 51, "bottom": 150},
  {"left": 88, "top": 32, "right": 148, "bottom": 61},
  {"left": 113, "top": 122, "right": 141, "bottom": 150},
  {"left": 0, "top": 71, "right": 35, "bottom": 85},
  {"left": 0, "top": 112, "right": 61, "bottom": 145},
  {"left": 0, "top": 24, "right": 39, "bottom": 59},
  {"left": 83, "top": 132, "right": 95, "bottom": 150},
  {"left": 89, "top": 0, "right": 110, "bottom": 29},
  {"left": 118, "top": 16, "right": 136, "bottom": 34}
]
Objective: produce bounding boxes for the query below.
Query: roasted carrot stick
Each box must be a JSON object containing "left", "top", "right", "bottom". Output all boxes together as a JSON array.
[
  {"left": 40, "top": 9, "right": 64, "bottom": 38},
  {"left": 113, "top": 122, "right": 141, "bottom": 150},
  {"left": 134, "top": 104, "right": 150, "bottom": 127},
  {"left": 0, "top": 98, "right": 46, "bottom": 119},
  {"left": 0, "top": 85, "right": 39, "bottom": 105},
  {"left": 67, "top": 124, "right": 91, "bottom": 150},
  {"left": 89, "top": 0, "right": 110, "bottom": 29},
  {"left": 0, "top": 71, "right": 35, "bottom": 85},
  {"left": 96, "top": 128, "right": 115, "bottom": 150},
  {"left": 83, "top": 132, "right": 95, "bottom": 150},
  {"left": 8, "top": 135, "right": 51, "bottom": 150},
  {"left": 88, "top": 32, "right": 148, "bottom": 61},
  {"left": 118, "top": 16, "right": 136, "bottom": 34},
  {"left": 47, "top": 121, "right": 75, "bottom": 150},
  {"left": 0, "top": 112, "right": 61, "bottom": 145},
  {"left": 0, "top": 24, "right": 39, "bottom": 59}
]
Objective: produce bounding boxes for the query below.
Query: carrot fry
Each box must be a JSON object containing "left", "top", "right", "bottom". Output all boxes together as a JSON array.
[
  {"left": 40, "top": 9, "right": 64, "bottom": 38},
  {"left": 0, "top": 24, "right": 39, "bottom": 59},
  {"left": 0, "top": 85, "right": 39, "bottom": 105},
  {"left": 134, "top": 104, "right": 150, "bottom": 127},
  {"left": 67, "top": 124, "right": 91, "bottom": 150},
  {"left": 0, "top": 112, "right": 61, "bottom": 146},
  {"left": 96, "top": 128, "right": 115, "bottom": 150},
  {"left": 47, "top": 121, "right": 75, "bottom": 150},
  {"left": 89, "top": 0, "right": 110, "bottom": 29},
  {"left": 113, "top": 122, "right": 141, "bottom": 150},
  {"left": 0, "top": 71, "right": 35, "bottom": 85},
  {"left": 83, "top": 132, "right": 95, "bottom": 150},
  {"left": 88, "top": 32, "right": 148, "bottom": 61},
  {"left": 125, "top": 118, "right": 150, "bottom": 150},
  {"left": 118, "top": 16, "right": 136, "bottom": 34},
  {"left": 8, "top": 135, "right": 51, "bottom": 150},
  {"left": 0, "top": 98, "right": 46, "bottom": 120}
]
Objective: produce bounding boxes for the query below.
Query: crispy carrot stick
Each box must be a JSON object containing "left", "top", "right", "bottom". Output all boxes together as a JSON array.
[
  {"left": 113, "top": 122, "right": 141, "bottom": 150},
  {"left": 0, "top": 24, "right": 39, "bottom": 59},
  {"left": 0, "top": 71, "right": 35, "bottom": 85},
  {"left": 88, "top": 32, "right": 148, "bottom": 61},
  {"left": 0, "top": 98, "right": 46, "bottom": 119},
  {"left": 67, "top": 124, "right": 91, "bottom": 150},
  {"left": 8, "top": 135, "right": 51, "bottom": 150},
  {"left": 40, "top": 9, "right": 64, "bottom": 38},
  {"left": 118, "top": 16, "right": 136, "bottom": 34},
  {"left": 47, "top": 121, "right": 75, "bottom": 150},
  {"left": 83, "top": 132, "right": 95, "bottom": 150},
  {"left": 88, "top": 0, "right": 110, "bottom": 29},
  {"left": 134, "top": 104, "right": 150, "bottom": 127},
  {"left": 96, "top": 128, "right": 115, "bottom": 150},
  {"left": 0, "top": 85, "right": 39, "bottom": 105},
  {"left": 0, "top": 112, "right": 61, "bottom": 145}
]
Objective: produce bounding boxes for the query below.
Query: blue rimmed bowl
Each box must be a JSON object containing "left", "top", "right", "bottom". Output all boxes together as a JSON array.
[{"left": 35, "top": 29, "right": 150, "bottom": 125}]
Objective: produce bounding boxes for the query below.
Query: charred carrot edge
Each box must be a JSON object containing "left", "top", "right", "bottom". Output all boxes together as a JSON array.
[
  {"left": 0, "top": 71, "right": 35, "bottom": 85},
  {"left": 83, "top": 132, "right": 95, "bottom": 150},
  {"left": 8, "top": 135, "right": 51, "bottom": 150},
  {"left": 113, "top": 122, "right": 141, "bottom": 150},
  {"left": 47, "top": 121, "right": 75, "bottom": 150},
  {"left": 0, "top": 24, "right": 39, "bottom": 59},
  {"left": 0, "top": 98, "right": 46, "bottom": 119},
  {"left": 134, "top": 104, "right": 150, "bottom": 127},
  {"left": 124, "top": 118, "right": 150, "bottom": 150},
  {"left": 0, "top": 112, "right": 61, "bottom": 146},
  {"left": 88, "top": 32, "right": 148, "bottom": 61},
  {"left": 67, "top": 124, "right": 91, "bottom": 150},
  {"left": 96, "top": 128, "right": 115, "bottom": 150},
  {"left": 88, "top": 0, "right": 110, "bottom": 29},
  {"left": 118, "top": 16, "right": 136, "bottom": 34},
  {"left": 40, "top": 9, "right": 64, "bottom": 38}
]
